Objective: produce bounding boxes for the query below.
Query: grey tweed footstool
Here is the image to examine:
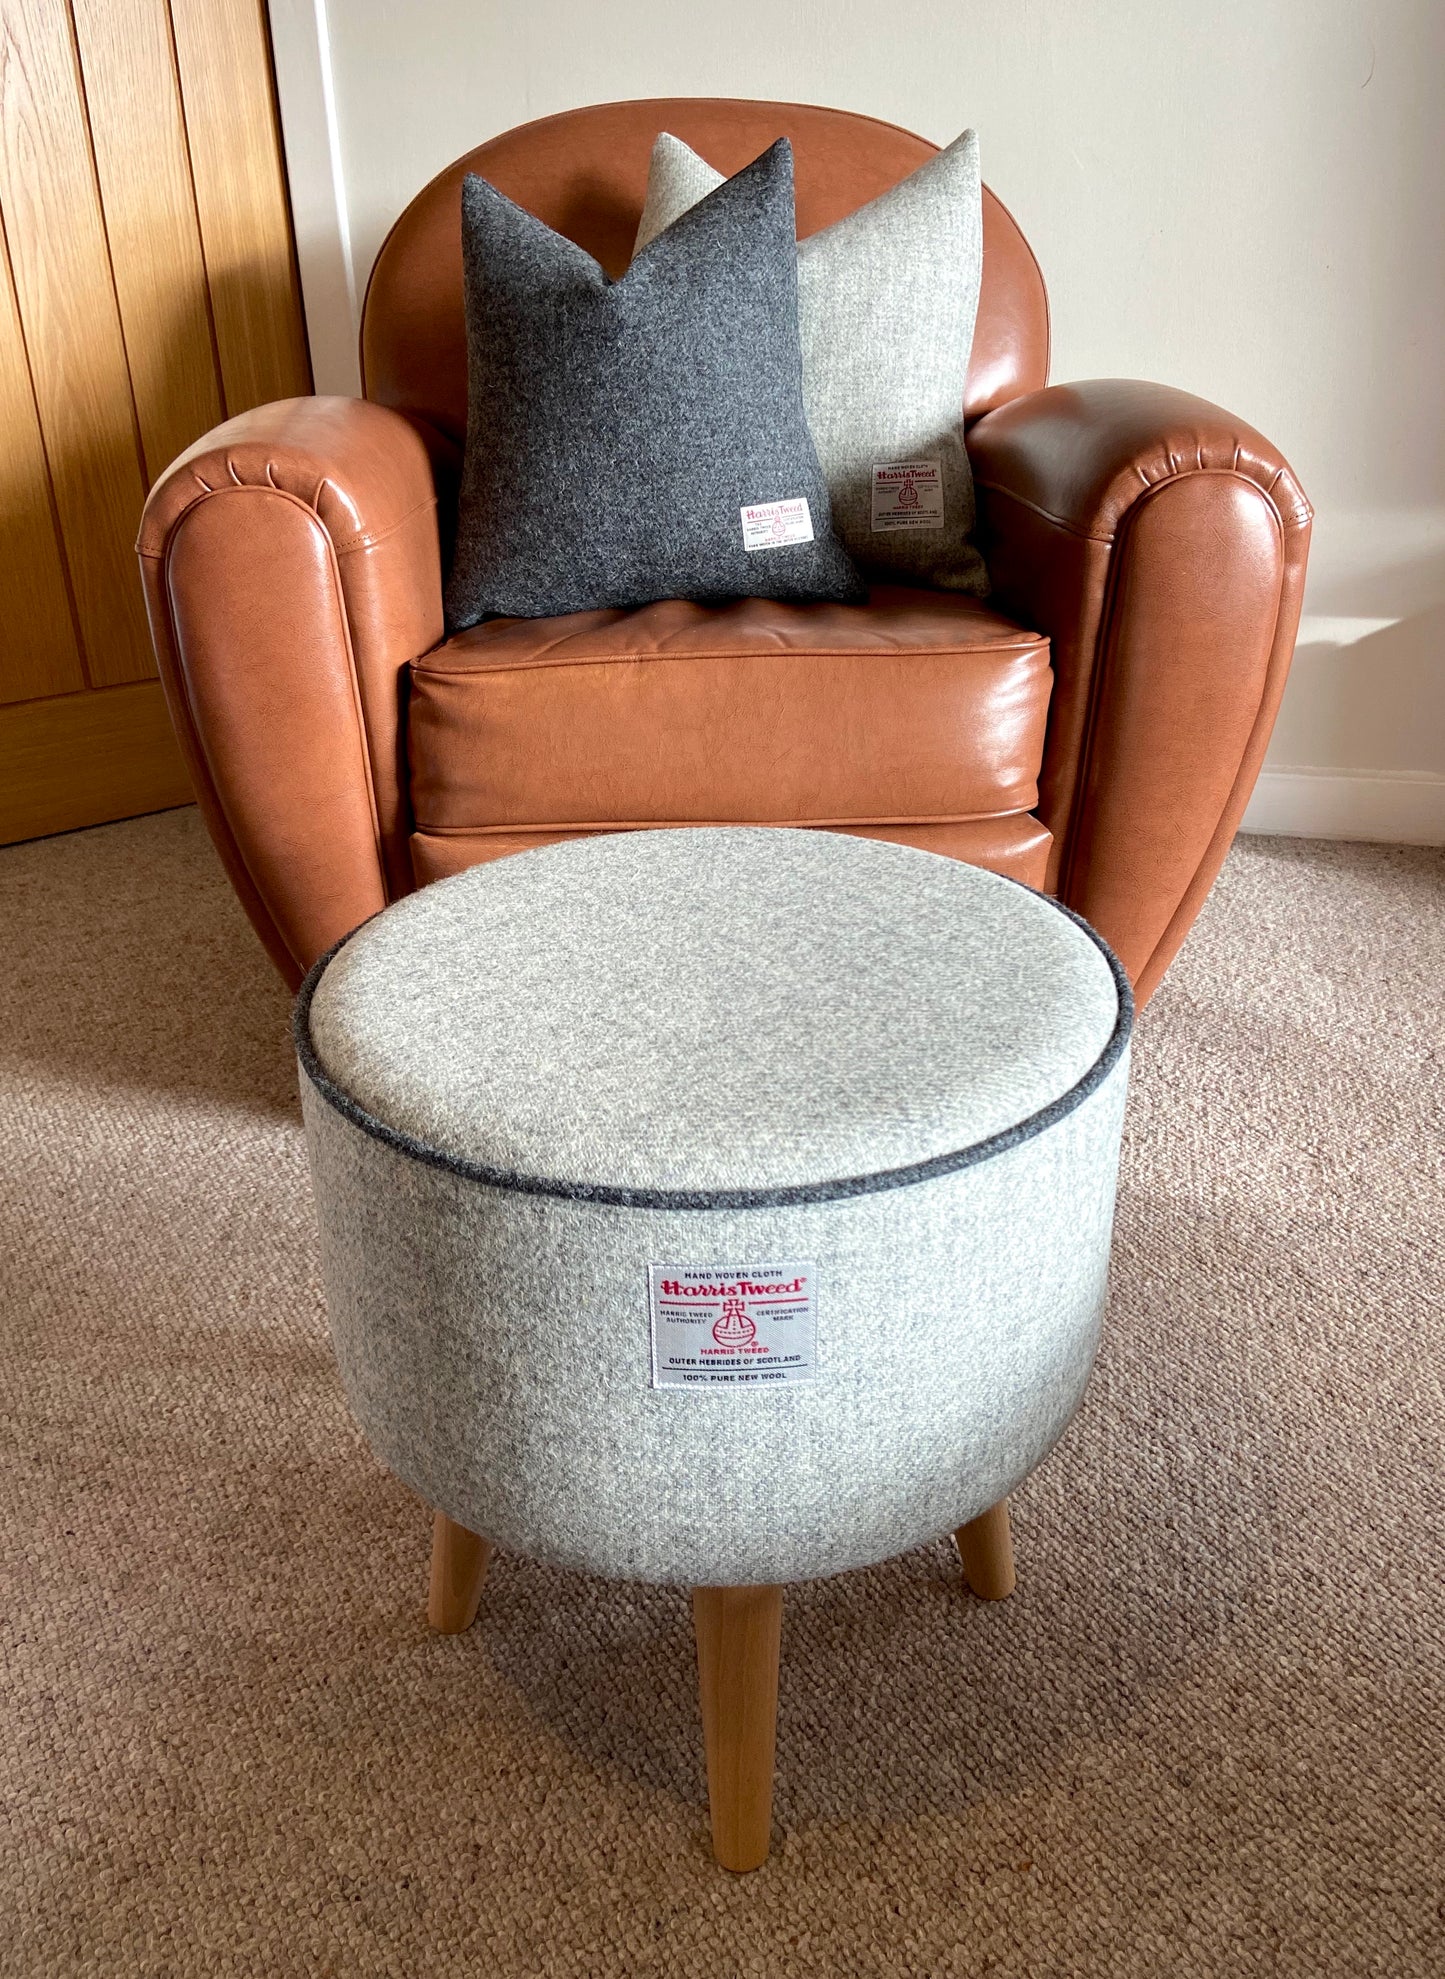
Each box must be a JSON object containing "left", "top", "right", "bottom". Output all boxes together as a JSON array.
[{"left": 296, "top": 827, "right": 1131, "bottom": 1871}]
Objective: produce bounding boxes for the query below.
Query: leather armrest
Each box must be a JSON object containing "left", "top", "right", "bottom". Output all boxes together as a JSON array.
[
  {"left": 970, "top": 380, "right": 1312, "bottom": 1002},
  {"left": 138, "top": 396, "right": 444, "bottom": 985}
]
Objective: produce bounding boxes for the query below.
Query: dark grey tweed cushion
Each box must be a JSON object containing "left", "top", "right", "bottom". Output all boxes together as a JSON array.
[{"left": 444, "top": 139, "right": 864, "bottom": 628}]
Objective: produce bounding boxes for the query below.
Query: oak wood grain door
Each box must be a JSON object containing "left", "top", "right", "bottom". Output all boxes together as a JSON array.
[{"left": 0, "top": 0, "right": 310, "bottom": 845}]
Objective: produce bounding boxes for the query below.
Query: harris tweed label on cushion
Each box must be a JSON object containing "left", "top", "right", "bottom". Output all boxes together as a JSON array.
[
  {"left": 740, "top": 497, "right": 815, "bottom": 552},
  {"left": 871, "top": 460, "right": 946, "bottom": 532}
]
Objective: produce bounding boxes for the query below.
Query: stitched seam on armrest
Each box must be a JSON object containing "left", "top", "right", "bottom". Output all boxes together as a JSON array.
[
  {"left": 141, "top": 478, "right": 437, "bottom": 557},
  {"left": 162, "top": 488, "right": 389, "bottom": 891},
  {"left": 978, "top": 464, "right": 1304, "bottom": 545},
  {"left": 1056, "top": 470, "right": 1289, "bottom": 912},
  {"left": 144, "top": 552, "right": 302, "bottom": 981},
  {"left": 326, "top": 493, "right": 439, "bottom": 554},
  {"left": 1134, "top": 544, "right": 1295, "bottom": 1000},
  {"left": 975, "top": 481, "right": 1115, "bottom": 544}
]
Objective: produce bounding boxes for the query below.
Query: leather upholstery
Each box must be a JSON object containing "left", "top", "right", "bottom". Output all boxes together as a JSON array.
[
  {"left": 136, "top": 100, "right": 1310, "bottom": 1008},
  {"left": 412, "top": 817, "right": 1053, "bottom": 890},
  {"left": 408, "top": 589, "right": 1050, "bottom": 838},
  {"left": 138, "top": 396, "right": 443, "bottom": 982},
  {"left": 361, "top": 99, "right": 1049, "bottom": 452},
  {"left": 970, "top": 380, "right": 1311, "bottom": 996}
]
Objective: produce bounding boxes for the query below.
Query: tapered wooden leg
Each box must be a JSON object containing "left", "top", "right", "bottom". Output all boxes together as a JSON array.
[
  {"left": 955, "top": 1497, "right": 1016, "bottom": 1600},
  {"left": 426, "top": 1509, "right": 492, "bottom": 1633},
  {"left": 693, "top": 1584, "right": 784, "bottom": 1872}
]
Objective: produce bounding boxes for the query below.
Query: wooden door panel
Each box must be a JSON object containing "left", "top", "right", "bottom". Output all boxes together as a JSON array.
[
  {"left": 0, "top": 0, "right": 309, "bottom": 845},
  {"left": 0, "top": 681, "right": 188, "bottom": 844},
  {"left": 170, "top": 0, "right": 310, "bottom": 415},
  {"left": 0, "top": 0, "right": 155, "bottom": 688},
  {"left": 72, "top": 0, "right": 224, "bottom": 482},
  {"left": 0, "top": 228, "right": 84, "bottom": 704}
]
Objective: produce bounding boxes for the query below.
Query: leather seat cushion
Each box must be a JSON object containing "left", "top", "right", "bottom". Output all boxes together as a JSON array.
[{"left": 408, "top": 586, "right": 1052, "bottom": 850}]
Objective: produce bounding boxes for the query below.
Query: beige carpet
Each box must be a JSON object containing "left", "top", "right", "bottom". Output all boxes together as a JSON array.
[{"left": 3, "top": 810, "right": 1443, "bottom": 1977}]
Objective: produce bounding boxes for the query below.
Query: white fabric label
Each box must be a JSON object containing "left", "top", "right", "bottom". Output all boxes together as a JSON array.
[
  {"left": 871, "top": 459, "right": 945, "bottom": 532},
  {"left": 740, "top": 497, "right": 814, "bottom": 553},
  {"left": 649, "top": 1262, "right": 818, "bottom": 1390}
]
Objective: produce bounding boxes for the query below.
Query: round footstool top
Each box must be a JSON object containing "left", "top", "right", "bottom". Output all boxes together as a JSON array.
[
  {"left": 298, "top": 827, "right": 1132, "bottom": 1584},
  {"left": 301, "top": 827, "right": 1126, "bottom": 1205}
]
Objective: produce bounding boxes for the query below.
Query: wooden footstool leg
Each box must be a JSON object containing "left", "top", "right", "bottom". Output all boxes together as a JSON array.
[
  {"left": 955, "top": 1497, "right": 1016, "bottom": 1600},
  {"left": 427, "top": 1509, "right": 492, "bottom": 1633},
  {"left": 692, "top": 1584, "right": 783, "bottom": 1872}
]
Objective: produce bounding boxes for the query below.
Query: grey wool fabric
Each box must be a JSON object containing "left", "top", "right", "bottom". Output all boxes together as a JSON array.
[
  {"left": 444, "top": 139, "right": 863, "bottom": 628},
  {"left": 304, "top": 828, "right": 1123, "bottom": 1197},
  {"left": 635, "top": 130, "right": 988, "bottom": 594},
  {"left": 297, "top": 829, "right": 1131, "bottom": 1586}
]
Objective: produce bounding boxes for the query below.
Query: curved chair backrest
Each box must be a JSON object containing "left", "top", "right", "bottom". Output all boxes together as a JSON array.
[{"left": 362, "top": 98, "right": 1049, "bottom": 445}]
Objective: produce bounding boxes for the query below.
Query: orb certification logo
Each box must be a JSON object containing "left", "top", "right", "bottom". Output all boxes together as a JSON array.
[{"left": 712, "top": 1297, "right": 757, "bottom": 1350}]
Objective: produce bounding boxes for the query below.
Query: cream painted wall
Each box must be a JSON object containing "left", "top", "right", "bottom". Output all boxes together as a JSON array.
[{"left": 269, "top": 0, "right": 1445, "bottom": 838}]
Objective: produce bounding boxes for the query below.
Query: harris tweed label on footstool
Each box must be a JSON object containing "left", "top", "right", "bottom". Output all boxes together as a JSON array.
[{"left": 648, "top": 1263, "right": 817, "bottom": 1390}]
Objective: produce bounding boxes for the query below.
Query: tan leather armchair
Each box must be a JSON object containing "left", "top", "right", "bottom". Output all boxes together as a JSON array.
[{"left": 137, "top": 99, "right": 1311, "bottom": 1005}]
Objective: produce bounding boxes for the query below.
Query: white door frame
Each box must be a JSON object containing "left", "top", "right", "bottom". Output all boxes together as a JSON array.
[{"left": 267, "top": 0, "right": 361, "bottom": 395}]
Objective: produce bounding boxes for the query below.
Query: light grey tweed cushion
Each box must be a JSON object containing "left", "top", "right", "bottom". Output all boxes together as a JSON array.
[
  {"left": 298, "top": 829, "right": 1131, "bottom": 1585},
  {"left": 634, "top": 130, "right": 987, "bottom": 594}
]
